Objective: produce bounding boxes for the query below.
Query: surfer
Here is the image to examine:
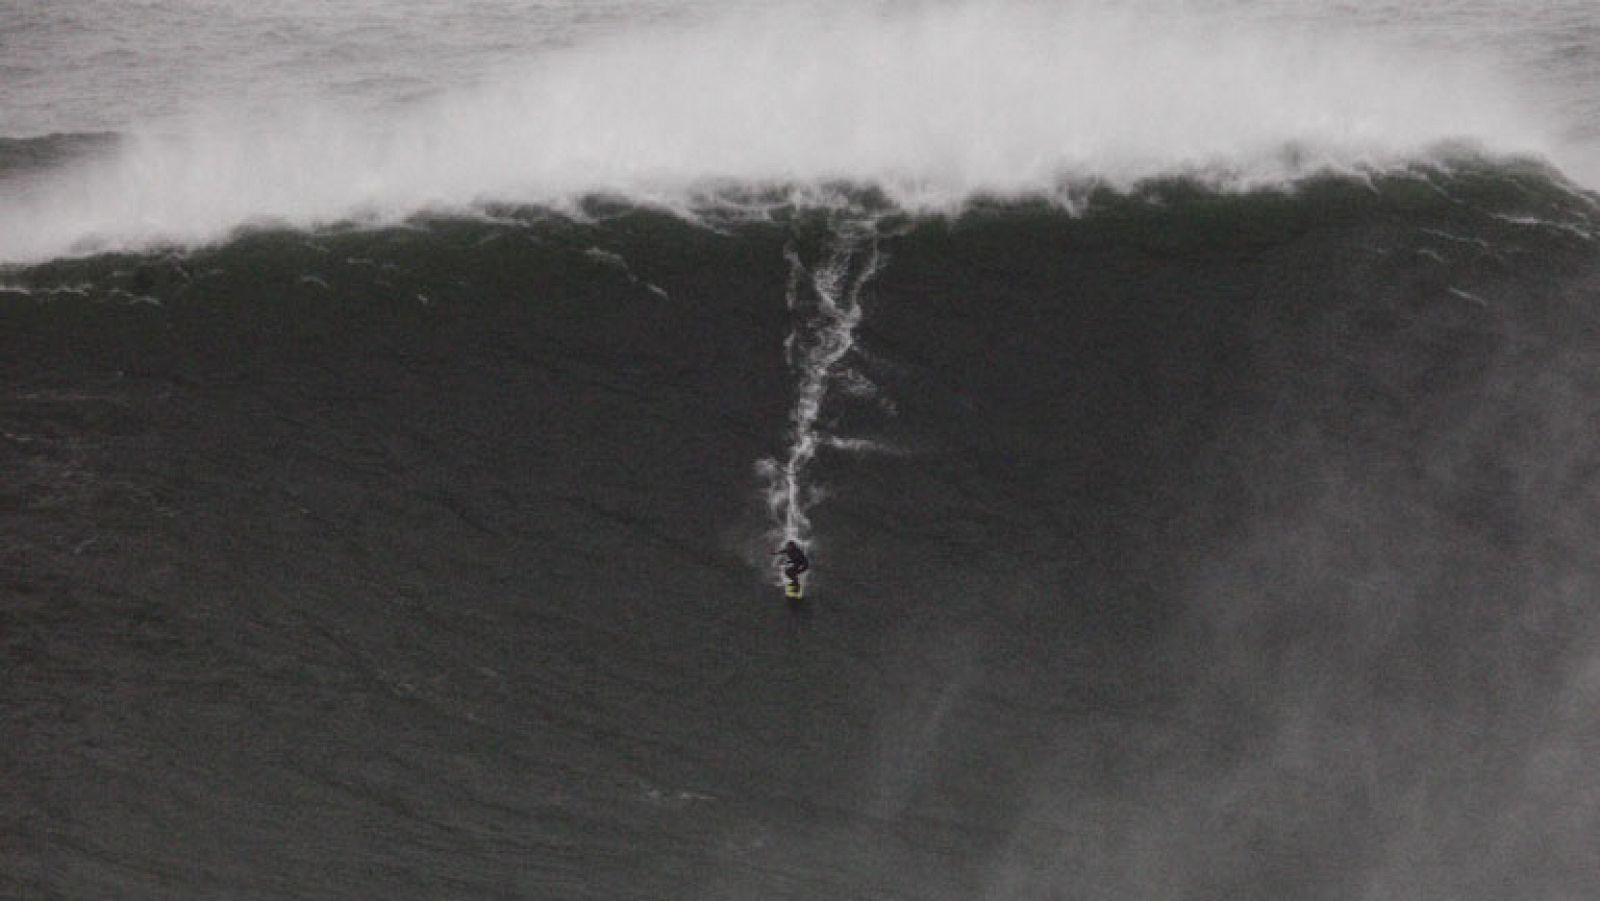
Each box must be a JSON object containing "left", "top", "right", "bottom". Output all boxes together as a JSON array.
[{"left": 773, "top": 540, "right": 809, "bottom": 590}]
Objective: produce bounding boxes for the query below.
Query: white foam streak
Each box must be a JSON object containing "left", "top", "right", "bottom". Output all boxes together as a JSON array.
[
  {"left": 763, "top": 226, "right": 881, "bottom": 556},
  {"left": 0, "top": 1, "right": 1574, "bottom": 262}
]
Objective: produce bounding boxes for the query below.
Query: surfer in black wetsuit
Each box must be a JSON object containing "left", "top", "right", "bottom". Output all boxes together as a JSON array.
[{"left": 774, "top": 540, "right": 809, "bottom": 589}]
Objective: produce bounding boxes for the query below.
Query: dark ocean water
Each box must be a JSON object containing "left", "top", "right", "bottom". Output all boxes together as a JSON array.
[{"left": 6, "top": 149, "right": 1600, "bottom": 897}]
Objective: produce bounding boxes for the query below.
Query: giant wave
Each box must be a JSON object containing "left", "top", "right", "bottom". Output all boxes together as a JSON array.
[{"left": 8, "top": 159, "right": 1600, "bottom": 897}]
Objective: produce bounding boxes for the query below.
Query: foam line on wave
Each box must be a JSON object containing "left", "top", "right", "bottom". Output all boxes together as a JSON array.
[{"left": 760, "top": 219, "right": 883, "bottom": 567}]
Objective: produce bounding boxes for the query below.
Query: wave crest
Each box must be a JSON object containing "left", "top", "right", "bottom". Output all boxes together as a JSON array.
[{"left": 0, "top": 1, "right": 1578, "bottom": 263}]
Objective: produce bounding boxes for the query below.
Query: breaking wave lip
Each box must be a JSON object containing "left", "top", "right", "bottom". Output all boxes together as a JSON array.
[{"left": 0, "top": 0, "right": 1583, "bottom": 264}]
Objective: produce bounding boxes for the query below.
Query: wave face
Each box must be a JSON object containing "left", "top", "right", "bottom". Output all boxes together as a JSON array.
[
  {"left": 7, "top": 163, "right": 1600, "bottom": 898},
  {"left": 0, "top": 0, "right": 1588, "bottom": 263}
]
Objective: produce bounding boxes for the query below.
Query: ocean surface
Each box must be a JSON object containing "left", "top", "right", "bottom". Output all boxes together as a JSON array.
[{"left": 5, "top": 1, "right": 1600, "bottom": 898}]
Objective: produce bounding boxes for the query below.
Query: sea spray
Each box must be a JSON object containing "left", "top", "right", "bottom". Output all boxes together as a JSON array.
[{"left": 0, "top": 1, "right": 1575, "bottom": 264}]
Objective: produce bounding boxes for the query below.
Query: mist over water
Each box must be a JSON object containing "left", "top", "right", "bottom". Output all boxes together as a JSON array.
[{"left": 1, "top": 0, "right": 1594, "bottom": 262}]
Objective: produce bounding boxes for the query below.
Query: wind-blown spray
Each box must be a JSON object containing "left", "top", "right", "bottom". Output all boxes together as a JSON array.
[
  {"left": 0, "top": 1, "right": 1578, "bottom": 264},
  {"left": 760, "top": 223, "right": 884, "bottom": 576}
]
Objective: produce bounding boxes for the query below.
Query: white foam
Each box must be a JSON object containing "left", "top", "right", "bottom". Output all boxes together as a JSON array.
[
  {"left": 762, "top": 226, "right": 881, "bottom": 553},
  {"left": 0, "top": 0, "right": 1577, "bottom": 263}
]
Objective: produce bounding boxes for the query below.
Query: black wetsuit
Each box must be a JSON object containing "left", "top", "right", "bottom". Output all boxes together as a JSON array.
[{"left": 777, "top": 544, "right": 809, "bottom": 586}]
